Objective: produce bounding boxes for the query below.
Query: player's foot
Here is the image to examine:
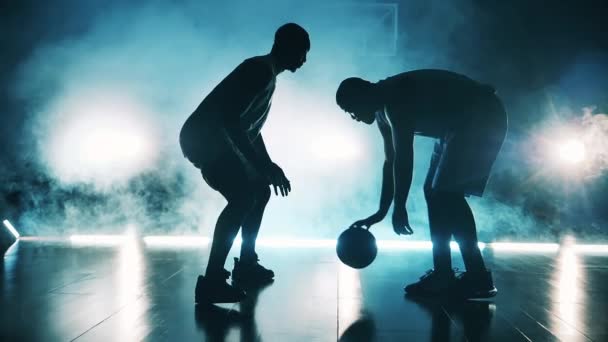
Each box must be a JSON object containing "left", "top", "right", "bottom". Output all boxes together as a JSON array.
[
  {"left": 455, "top": 269, "right": 497, "bottom": 299},
  {"left": 231, "top": 256, "right": 275, "bottom": 285},
  {"left": 195, "top": 270, "right": 246, "bottom": 304},
  {"left": 404, "top": 269, "right": 456, "bottom": 297}
]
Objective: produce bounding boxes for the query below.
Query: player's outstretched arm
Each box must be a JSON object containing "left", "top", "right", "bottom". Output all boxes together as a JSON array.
[
  {"left": 377, "top": 117, "right": 395, "bottom": 217},
  {"left": 391, "top": 123, "right": 414, "bottom": 235},
  {"left": 348, "top": 117, "right": 394, "bottom": 230}
]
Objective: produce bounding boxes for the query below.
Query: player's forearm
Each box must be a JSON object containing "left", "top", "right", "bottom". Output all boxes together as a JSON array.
[
  {"left": 392, "top": 152, "right": 413, "bottom": 210},
  {"left": 378, "top": 160, "right": 394, "bottom": 214},
  {"left": 253, "top": 135, "right": 273, "bottom": 165},
  {"left": 224, "top": 121, "right": 268, "bottom": 172}
]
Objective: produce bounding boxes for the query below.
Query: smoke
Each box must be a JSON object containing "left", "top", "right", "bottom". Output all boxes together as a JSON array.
[
  {"left": 579, "top": 109, "right": 608, "bottom": 177},
  {"left": 6, "top": 0, "right": 407, "bottom": 238},
  {"left": 3, "top": 0, "right": 608, "bottom": 242}
]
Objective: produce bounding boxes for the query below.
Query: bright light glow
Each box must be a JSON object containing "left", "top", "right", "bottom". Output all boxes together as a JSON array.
[
  {"left": 116, "top": 235, "right": 149, "bottom": 340},
  {"left": 488, "top": 242, "right": 560, "bottom": 252},
  {"left": 557, "top": 139, "right": 586, "bottom": 164},
  {"left": 309, "top": 134, "right": 362, "bottom": 161},
  {"left": 2, "top": 220, "right": 20, "bottom": 239},
  {"left": 44, "top": 92, "right": 159, "bottom": 187},
  {"left": 537, "top": 111, "right": 608, "bottom": 178},
  {"left": 550, "top": 246, "right": 585, "bottom": 341}
]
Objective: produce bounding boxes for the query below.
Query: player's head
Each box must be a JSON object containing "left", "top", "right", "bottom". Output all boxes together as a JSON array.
[
  {"left": 336, "top": 77, "right": 380, "bottom": 125},
  {"left": 271, "top": 23, "right": 310, "bottom": 72}
]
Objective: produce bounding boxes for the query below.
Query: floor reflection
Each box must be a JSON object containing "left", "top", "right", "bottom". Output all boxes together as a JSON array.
[
  {"left": 2, "top": 241, "right": 606, "bottom": 340},
  {"left": 116, "top": 237, "right": 149, "bottom": 340},
  {"left": 549, "top": 243, "right": 586, "bottom": 341},
  {"left": 195, "top": 280, "right": 273, "bottom": 342},
  {"left": 408, "top": 297, "right": 494, "bottom": 342},
  {"left": 338, "top": 312, "right": 376, "bottom": 342},
  {"left": 338, "top": 297, "right": 495, "bottom": 342},
  {"left": 452, "top": 301, "right": 495, "bottom": 341},
  {"left": 1, "top": 241, "right": 19, "bottom": 299}
]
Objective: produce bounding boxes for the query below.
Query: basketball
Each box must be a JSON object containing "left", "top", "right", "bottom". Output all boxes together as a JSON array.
[{"left": 336, "top": 227, "right": 378, "bottom": 269}]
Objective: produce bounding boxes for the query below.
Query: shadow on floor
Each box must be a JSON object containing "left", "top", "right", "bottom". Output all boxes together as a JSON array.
[
  {"left": 338, "top": 297, "right": 494, "bottom": 342},
  {"left": 194, "top": 280, "right": 274, "bottom": 342}
]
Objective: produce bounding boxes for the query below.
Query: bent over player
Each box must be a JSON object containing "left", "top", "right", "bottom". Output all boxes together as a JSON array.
[{"left": 336, "top": 69, "right": 507, "bottom": 298}]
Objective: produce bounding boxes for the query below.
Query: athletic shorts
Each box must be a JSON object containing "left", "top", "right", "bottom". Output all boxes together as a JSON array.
[
  {"left": 424, "top": 95, "right": 508, "bottom": 197},
  {"left": 179, "top": 115, "right": 230, "bottom": 169},
  {"left": 199, "top": 152, "right": 269, "bottom": 200},
  {"left": 180, "top": 131, "right": 265, "bottom": 200}
]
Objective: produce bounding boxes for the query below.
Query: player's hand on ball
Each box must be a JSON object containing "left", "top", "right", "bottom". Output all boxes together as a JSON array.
[
  {"left": 349, "top": 212, "right": 385, "bottom": 230},
  {"left": 268, "top": 162, "right": 291, "bottom": 196},
  {"left": 392, "top": 209, "right": 413, "bottom": 235}
]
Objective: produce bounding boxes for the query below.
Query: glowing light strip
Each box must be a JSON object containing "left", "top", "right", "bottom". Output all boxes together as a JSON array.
[
  {"left": 488, "top": 242, "right": 560, "bottom": 252},
  {"left": 255, "top": 238, "right": 336, "bottom": 248},
  {"left": 2, "top": 219, "right": 20, "bottom": 239},
  {"left": 573, "top": 244, "right": 608, "bottom": 253},
  {"left": 60, "top": 235, "right": 608, "bottom": 254},
  {"left": 70, "top": 234, "right": 131, "bottom": 245},
  {"left": 377, "top": 240, "right": 431, "bottom": 249},
  {"left": 378, "top": 240, "right": 486, "bottom": 251},
  {"left": 144, "top": 236, "right": 210, "bottom": 247}
]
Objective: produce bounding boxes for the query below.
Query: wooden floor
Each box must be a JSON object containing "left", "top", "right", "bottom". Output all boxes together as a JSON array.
[{"left": 1, "top": 238, "right": 607, "bottom": 341}]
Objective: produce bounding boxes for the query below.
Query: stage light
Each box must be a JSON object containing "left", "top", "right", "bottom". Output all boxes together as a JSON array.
[
  {"left": 45, "top": 93, "right": 159, "bottom": 187},
  {"left": 557, "top": 139, "right": 586, "bottom": 164},
  {"left": 2, "top": 220, "right": 20, "bottom": 239}
]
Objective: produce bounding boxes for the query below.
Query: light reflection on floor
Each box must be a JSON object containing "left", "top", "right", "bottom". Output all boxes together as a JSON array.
[
  {"left": 2, "top": 238, "right": 608, "bottom": 340},
  {"left": 550, "top": 242, "right": 586, "bottom": 342},
  {"left": 338, "top": 263, "right": 363, "bottom": 337}
]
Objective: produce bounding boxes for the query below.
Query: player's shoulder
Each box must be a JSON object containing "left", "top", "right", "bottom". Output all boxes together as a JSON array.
[
  {"left": 383, "top": 101, "right": 416, "bottom": 131},
  {"left": 239, "top": 56, "right": 274, "bottom": 83},
  {"left": 392, "top": 69, "right": 465, "bottom": 80}
]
